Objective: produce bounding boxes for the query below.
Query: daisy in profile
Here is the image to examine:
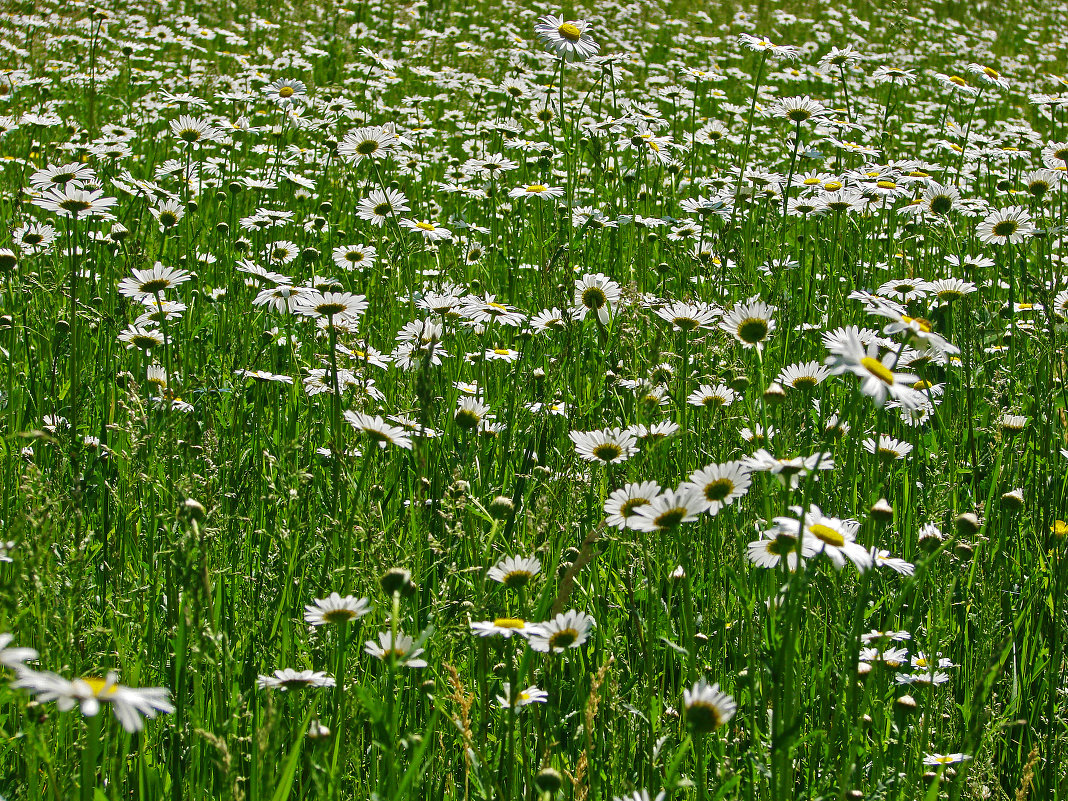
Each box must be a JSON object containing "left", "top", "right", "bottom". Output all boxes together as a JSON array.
[
  {"left": 487, "top": 555, "right": 541, "bottom": 588},
  {"left": 527, "top": 610, "right": 595, "bottom": 653},
  {"left": 976, "top": 206, "right": 1035, "bottom": 245},
  {"left": 344, "top": 412, "right": 414, "bottom": 450},
  {"left": 683, "top": 680, "right": 736, "bottom": 733},
  {"left": 870, "top": 549, "right": 915, "bottom": 575},
  {"left": 573, "top": 273, "right": 621, "bottom": 325},
  {"left": 825, "top": 329, "right": 923, "bottom": 408},
  {"left": 744, "top": 449, "right": 834, "bottom": 489},
  {"left": 256, "top": 669, "right": 336, "bottom": 691},
  {"left": 118, "top": 263, "right": 192, "bottom": 300},
  {"left": 570, "top": 427, "right": 638, "bottom": 464},
  {"left": 604, "top": 481, "right": 662, "bottom": 529},
  {"left": 629, "top": 486, "right": 707, "bottom": 532},
  {"left": 687, "top": 383, "right": 737, "bottom": 409},
  {"left": 31, "top": 185, "right": 118, "bottom": 218},
  {"left": 655, "top": 300, "right": 720, "bottom": 332},
  {"left": 364, "top": 631, "right": 428, "bottom": 668},
  {"left": 863, "top": 435, "right": 913, "bottom": 462},
  {"left": 738, "top": 33, "right": 800, "bottom": 60},
  {"left": 496, "top": 683, "right": 548, "bottom": 710},
  {"left": 470, "top": 618, "right": 540, "bottom": 638},
  {"left": 777, "top": 361, "right": 830, "bottom": 392},
  {"left": 304, "top": 593, "right": 372, "bottom": 626},
  {"left": 401, "top": 218, "right": 453, "bottom": 242},
  {"left": 534, "top": 15, "right": 600, "bottom": 62},
  {"left": 720, "top": 297, "right": 777, "bottom": 351},
  {"left": 14, "top": 670, "right": 173, "bottom": 732},
  {"left": 682, "top": 461, "right": 751, "bottom": 516},
  {"left": 924, "top": 753, "right": 972, "bottom": 767},
  {"left": 296, "top": 290, "right": 368, "bottom": 320},
  {"left": 508, "top": 183, "right": 565, "bottom": 201}
]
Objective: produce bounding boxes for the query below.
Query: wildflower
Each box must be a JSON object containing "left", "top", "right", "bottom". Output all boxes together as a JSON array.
[
  {"left": 681, "top": 461, "right": 752, "bottom": 516},
  {"left": 744, "top": 449, "right": 833, "bottom": 489},
  {"left": 924, "top": 753, "right": 972, "bottom": 767},
  {"left": 570, "top": 427, "right": 638, "bottom": 465},
  {"left": 629, "top": 486, "right": 707, "bottom": 532},
  {"left": 720, "top": 297, "right": 777, "bottom": 350},
  {"left": 118, "top": 263, "right": 192, "bottom": 300},
  {"left": 344, "top": 412, "right": 414, "bottom": 450},
  {"left": 825, "top": 329, "right": 923, "bottom": 408},
  {"left": 527, "top": 610, "right": 595, "bottom": 653},
  {"left": 257, "top": 669, "right": 336, "bottom": 690},
  {"left": 14, "top": 670, "right": 173, "bottom": 732},
  {"left": 487, "top": 555, "right": 541, "bottom": 588},
  {"left": 364, "top": 631, "right": 428, "bottom": 668},
  {"left": 0, "top": 634, "right": 37, "bottom": 671},
  {"left": 976, "top": 206, "right": 1035, "bottom": 245},
  {"left": 534, "top": 15, "right": 600, "bottom": 62},
  {"left": 574, "top": 273, "right": 621, "bottom": 325},
  {"left": 470, "top": 618, "right": 539, "bottom": 638},
  {"left": 497, "top": 683, "right": 548, "bottom": 710},
  {"left": 604, "top": 481, "right": 662, "bottom": 529},
  {"left": 683, "top": 680, "right": 737, "bottom": 732},
  {"left": 304, "top": 593, "right": 372, "bottom": 626}
]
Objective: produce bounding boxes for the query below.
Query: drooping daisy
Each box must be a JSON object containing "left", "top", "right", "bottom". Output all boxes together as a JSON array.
[
  {"left": 533, "top": 15, "right": 600, "bottom": 62},
  {"left": 527, "top": 610, "right": 595, "bottom": 653},
  {"left": 343, "top": 412, "right": 414, "bottom": 450},
  {"left": 870, "top": 549, "right": 915, "bottom": 575},
  {"left": 304, "top": 593, "right": 372, "bottom": 626},
  {"left": 825, "top": 329, "right": 923, "bottom": 408}
]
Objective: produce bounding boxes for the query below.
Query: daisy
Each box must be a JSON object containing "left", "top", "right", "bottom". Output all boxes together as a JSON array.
[
  {"left": 337, "top": 124, "right": 401, "bottom": 165},
  {"left": 738, "top": 33, "right": 800, "bottom": 60},
  {"left": 527, "top": 610, "right": 595, "bottom": 653},
  {"left": 508, "top": 183, "right": 565, "bottom": 200},
  {"left": 0, "top": 633, "right": 37, "bottom": 671},
  {"left": 14, "top": 670, "right": 174, "bottom": 732},
  {"left": 682, "top": 461, "right": 752, "bottom": 516},
  {"left": 487, "top": 555, "right": 542, "bottom": 588},
  {"left": 825, "top": 329, "right": 923, "bottom": 408},
  {"left": 683, "top": 680, "right": 737, "bottom": 732},
  {"left": 304, "top": 593, "right": 372, "bottom": 626},
  {"left": 862, "top": 435, "right": 913, "bottom": 462},
  {"left": 777, "top": 361, "right": 830, "bottom": 391},
  {"left": 31, "top": 185, "right": 118, "bottom": 218},
  {"left": 797, "top": 505, "right": 873, "bottom": 571},
  {"left": 296, "top": 291, "right": 368, "bottom": 320},
  {"left": 118, "top": 263, "right": 192, "bottom": 299},
  {"left": 534, "top": 15, "right": 600, "bottom": 62},
  {"left": 744, "top": 449, "right": 834, "bottom": 489},
  {"left": 149, "top": 199, "right": 185, "bottom": 230},
  {"left": 401, "top": 218, "right": 453, "bottom": 242},
  {"left": 257, "top": 668, "right": 336, "bottom": 690},
  {"left": 629, "top": 486, "right": 707, "bottom": 532},
  {"left": 976, "top": 206, "right": 1035, "bottom": 245},
  {"left": 870, "top": 549, "right": 915, "bottom": 575},
  {"left": 924, "top": 753, "right": 972, "bottom": 767},
  {"left": 497, "top": 683, "right": 548, "bottom": 709},
  {"left": 604, "top": 481, "right": 662, "bottom": 529},
  {"left": 454, "top": 397, "right": 492, "bottom": 431},
  {"left": 356, "top": 188, "right": 410, "bottom": 226},
  {"left": 264, "top": 77, "right": 307, "bottom": 106},
  {"left": 470, "top": 618, "right": 539, "bottom": 638},
  {"left": 344, "top": 412, "right": 414, "bottom": 450},
  {"left": 720, "top": 297, "right": 777, "bottom": 350},
  {"left": 13, "top": 221, "right": 57, "bottom": 254},
  {"left": 364, "top": 631, "right": 428, "bottom": 668},
  {"left": 573, "top": 273, "right": 621, "bottom": 325},
  {"left": 771, "top": 95, "right": 826, "bottom": 124},
  {"left": 169, "top": 115, "right": 221, "bottom": 146},
  {"left": 570, "top": 427, "right": 638, "bottom": 465},
  {"left": 687, "top": 383, "right": 737, "bottom": 409},
  {"left": 655, "top": 300, "right": 720, "bottom": 332},
  {"left": 118, "top": 323, "right": 165, "bottom": 351},
  {"left": 747, "top": 529, "right": 809, "bottom": 570}
]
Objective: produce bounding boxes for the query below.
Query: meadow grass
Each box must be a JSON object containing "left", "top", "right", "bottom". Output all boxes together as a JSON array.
[{"left": 0, "top": 0, "right": 1066, "bottom": 799}]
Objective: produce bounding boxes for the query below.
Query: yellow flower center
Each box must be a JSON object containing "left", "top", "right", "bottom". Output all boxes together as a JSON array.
[
  {"left": 83, "top": 677, "right": 119, "bottom": 698},
  {"left": 809, "top": 523, "right": 845, "bottom": 548},
  {"left": 902, "top": 315, "right": 932, "bottom": 332},
  {"left": 558, "top": 22, "right": 582, "bottom": 42},
  {"left": 493, "top": 348, "right": 512, "bottom": 356},
  {"left": 950, "top": 75, "right": 967, "bottom": 86},
  {"left": 493, "top": 618, "right": 526, "bottom": 629},
  {"left": 526, "top": 184, "right": 547, "bottom": 193},
  {"left": 415, "top": 222, "right": 435, "bottom": 231},
  {"left": 862, "top": 356, "right": 895, "bottom": 385},
  {"left": 279, "top": 86, "right": 294, "bottom": 97}
]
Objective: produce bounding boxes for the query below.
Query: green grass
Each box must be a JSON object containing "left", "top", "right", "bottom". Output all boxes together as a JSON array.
[{"left": 0, "top": 0, "right": 1066, "bottom": 799}]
